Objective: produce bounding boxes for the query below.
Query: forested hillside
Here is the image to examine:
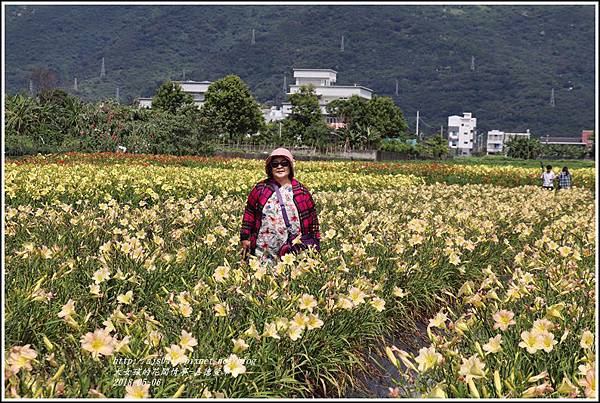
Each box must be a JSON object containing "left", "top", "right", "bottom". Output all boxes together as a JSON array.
[{"left": 4, "top": 4, "right": 596, "bottom": 136}]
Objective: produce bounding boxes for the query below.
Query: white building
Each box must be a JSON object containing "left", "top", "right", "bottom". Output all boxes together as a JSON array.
[
  {"left": 447, "top": 112, "right": 477, "bottom": 156},
  {"left": 138, "top": 98, "right": 153, "bottom": 109},
  {"left": 262, "top": 106, "right": 285, "bottom": 123},
  {"left": 136, "top": 80, "right": 212, "bottom": 109},
  {"left": 176, "top": 80, "right": 211, "bottom": 106},
  {"left": 487, "top": 129, "right": 531, "bottom": 155},
  {"left": 283, "top": 68, "right": 374, "bottom": 124},
  {"left": 540, "top": 135, "right": 587, "bottom": 147}
]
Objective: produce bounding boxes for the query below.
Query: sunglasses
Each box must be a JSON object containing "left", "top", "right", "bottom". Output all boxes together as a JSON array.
[{"left": 270, "top": 160, "right": 290, "bottom": 168}]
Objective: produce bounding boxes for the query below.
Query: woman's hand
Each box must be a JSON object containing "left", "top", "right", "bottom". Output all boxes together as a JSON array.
[{"left": 240, "top": 240, "right": 251, "bottom": 258}]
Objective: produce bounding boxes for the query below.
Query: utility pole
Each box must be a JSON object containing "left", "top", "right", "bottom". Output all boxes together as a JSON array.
[
  {"left": 251, "top": 29, "right": 255, "bottom": 45},
  {"left": 116, "top": 87, "right": 120, "bottom": 103},
  {"left": 283, "top": 75, "right": 287, "bottom": 92},
  {"left": 395, "top": 79, "right": 399, "bottom": 96},
  {"left": 182, "top": 69, "right": 186, "bottom": 81},
  {"left": 550, "top": 88, "right": 555, "bottom": 107},
  {"left": 471, "top": 56, "right": 475, "bottom": 71},
  {"left": 74, "top": 77, "right": 78, "bottom": 91},
  {"left": 100, "top": 57, "right": 106, "bottom": 78},
  {"left": 29, "top": 80, "right": 33, "bottom": 95},
  {"left": 340, "top": 35, "right": 344, "bottom": 52},
  {"left": 440, "top": 125, "right": 444, "bottom": 138},
  {"left": 416, "top": 110, "right": 420, "bottom": 140}
]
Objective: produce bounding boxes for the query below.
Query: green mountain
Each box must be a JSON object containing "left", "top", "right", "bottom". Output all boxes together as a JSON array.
[{"left": 4, "top": 4, "right": 596, "bottom": 137}]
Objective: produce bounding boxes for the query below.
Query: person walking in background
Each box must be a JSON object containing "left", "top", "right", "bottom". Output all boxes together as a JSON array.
[
  {"left": 541, "top": 165, "right": 556, "bottom": 190},
  {"left": 557, "top": 166, "right": 572, "bottom": 190},
  {"left": 240, "top": 148, "right": 320, "bottom": 265}
]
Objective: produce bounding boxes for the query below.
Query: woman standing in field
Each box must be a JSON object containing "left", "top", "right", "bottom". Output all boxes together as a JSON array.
[
  {"left": 240, "top": 148, "right": 320, "bottom": 265},
  {"left": 558, "top": 166, "right": 572, "bottom": 190}
]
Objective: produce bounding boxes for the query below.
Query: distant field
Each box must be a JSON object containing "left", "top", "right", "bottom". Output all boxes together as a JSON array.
[
  {"left": 6, "top": 152, "right": 596, "bottom": 190},
  {"left": 439, "top": 156, "right": 595, "bottom": 169}
]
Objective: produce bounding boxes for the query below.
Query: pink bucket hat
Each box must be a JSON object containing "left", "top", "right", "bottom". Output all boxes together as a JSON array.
[{"left": 265, "top": 148, "right": 295, "bottom": 178}]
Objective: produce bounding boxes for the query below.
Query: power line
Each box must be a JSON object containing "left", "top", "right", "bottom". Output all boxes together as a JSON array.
[{"left": 418, "top": 115, "right": 436, "bottom": 129}]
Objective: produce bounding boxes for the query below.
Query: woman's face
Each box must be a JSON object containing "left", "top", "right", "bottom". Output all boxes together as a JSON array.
[{"left": 270, "top": 157, "right": 290, "bottom": 181}]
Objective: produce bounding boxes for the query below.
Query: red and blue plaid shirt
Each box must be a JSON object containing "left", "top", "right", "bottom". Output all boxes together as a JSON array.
[{"left": 240, "top": 178, "right": 320, "bottom": 253}]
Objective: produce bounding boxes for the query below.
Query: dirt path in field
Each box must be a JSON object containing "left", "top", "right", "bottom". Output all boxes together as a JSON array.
[{"left": 344, "top": 319, "right": 430, "bottom": 398}]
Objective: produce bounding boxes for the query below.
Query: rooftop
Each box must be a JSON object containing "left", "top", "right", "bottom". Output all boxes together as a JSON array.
[
  {"left": 173, "top": 80, "right": 212, "bottom": 84},
  {"left": 293, "top": 68, "right": 338, "bottom": 73}
]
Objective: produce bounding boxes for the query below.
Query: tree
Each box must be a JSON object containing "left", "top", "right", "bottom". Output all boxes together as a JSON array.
[
  {"left": 201, "top": 75, "right": 264, "bottom": 140},
  {"left": 29, "top": 68, "right": 58, "bottom": 94},
  {"left": 327, "top": 96, "right": 368, "bottom": 128},
  {"left": 366, "top": 96, "right": 408, "bottom": 140},
  {"left": 505, "top": 137, "right": 542, "bottom": 159},
  {"left": 327, "top": 96, "right": 370, "bottom": 149},
  {"left": 288, "top": 84, "right": 323, "bottom": 127},
  {"left": 152, "top": 80, "right": 194, "bottom": 114},
  {"left": 422, "top": 134, "right": 448, "bottom": 159},
  {"left": 38, "top": 88, "right": 75, "bottom": 109},
  {"left": 5, "top": 94, "right": 40, "bottom": 137},
  {"left": 541, "top": 144, "right": 586, "bottom": 159},
  {"left": 280, "top": 84, "right": 332, "bottom": 146},
  {"left": 327, "top": 95, "right": 409, "bottom": 149}
]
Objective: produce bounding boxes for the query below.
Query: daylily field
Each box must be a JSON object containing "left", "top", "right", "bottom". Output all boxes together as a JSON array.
[{"left": 3, "top": 153, "right": 597, "bottom": 398}]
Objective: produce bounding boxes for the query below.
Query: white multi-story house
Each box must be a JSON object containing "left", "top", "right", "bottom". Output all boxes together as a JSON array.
[
  {"left": 283, "top": 68, "right": 374, "bottom": 125},
  {"left": 487, "top": 129, "right": 531, "bottom": 154},
  {"left": 447, "top": 112, "right": 477, "bottom": 156},
  {"left": 136, "top": 80, "right": 212, "bottom": 109},
  {"left": 486, "top": 130, "right": 504, "bottom": 154}
]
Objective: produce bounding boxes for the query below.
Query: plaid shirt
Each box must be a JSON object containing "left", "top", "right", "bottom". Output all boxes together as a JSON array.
[
  {"left": 558, "top": 172, "right": 572, "bottom": 188},
  {"left": 240, "top": 178, "right": 320, "bottom": 253}
]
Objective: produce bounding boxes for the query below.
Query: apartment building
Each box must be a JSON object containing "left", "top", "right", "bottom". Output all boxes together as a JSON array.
[{"left": 447, "top": 113, "right": 477, "bottom": 156}]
